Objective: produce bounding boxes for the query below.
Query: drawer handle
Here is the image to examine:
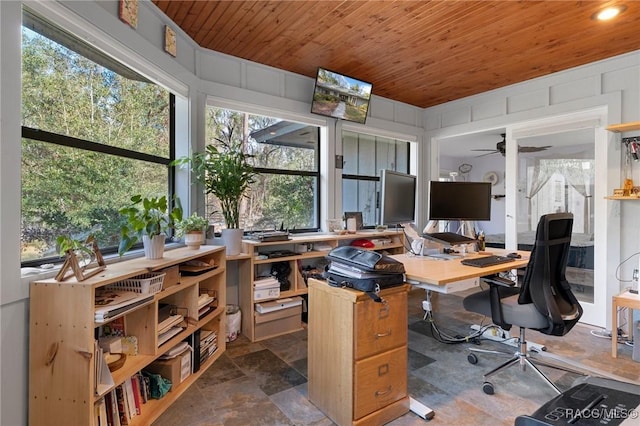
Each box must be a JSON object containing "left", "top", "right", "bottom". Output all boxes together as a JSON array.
[
  {"left": 375, "top": 329, "right": 392, "bottom": 339},
  {"left": 375, "top": 386, "right": 392, "bottom": 397}
]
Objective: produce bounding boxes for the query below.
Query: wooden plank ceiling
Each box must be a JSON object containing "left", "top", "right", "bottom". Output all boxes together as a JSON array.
[{"left": 152, "top": 1, "right": 640, "bottom": 108}]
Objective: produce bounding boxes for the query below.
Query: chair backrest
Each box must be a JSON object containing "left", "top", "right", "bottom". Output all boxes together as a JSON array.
[{"left": 518, "top": 212, "right": 583, "bottom": 336}]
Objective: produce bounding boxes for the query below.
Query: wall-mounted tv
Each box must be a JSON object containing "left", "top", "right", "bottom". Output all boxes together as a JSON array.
[
  {"left": 311, "top": 67, "right": 372, "bottom": 124},
  {"left": 428, "top": 181, "right": 492, "bottom": 221}
]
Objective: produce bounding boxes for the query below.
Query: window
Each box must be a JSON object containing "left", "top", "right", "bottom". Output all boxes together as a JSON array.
[
  {"left": 205, "top": 106, "right": 320, "bottom": 232},
  {"left": 342, "top": 130, "right": 411, "bottom": 227},
  {"left": 21, "top": 11, "right": 175, "bottom": 265}
]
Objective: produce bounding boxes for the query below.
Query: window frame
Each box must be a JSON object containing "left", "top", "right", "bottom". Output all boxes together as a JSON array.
[
  {"left": 204, "top": 102, "right": 323, "bottom": 233},
  {"left": 341, "top": 130, "right": 412, "bottom": 228},
  {"left": 20, "top": 12, "right": 177, "bottom": 267}
]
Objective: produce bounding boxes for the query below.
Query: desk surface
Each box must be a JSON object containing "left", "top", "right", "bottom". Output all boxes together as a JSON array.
[{"left": 392, "top": 249, "right": 530, "bottom": 286}]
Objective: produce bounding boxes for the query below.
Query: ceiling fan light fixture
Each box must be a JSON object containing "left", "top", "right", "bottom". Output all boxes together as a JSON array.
[{"left": 592, "top": 5, "right": 626, "bottom": 21}]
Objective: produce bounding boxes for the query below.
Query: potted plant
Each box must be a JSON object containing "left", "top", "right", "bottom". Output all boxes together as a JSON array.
[
  {"left": 175, "top": 213, "right": 209, "bottom": 249},
  {"left": 173, "top": 135, "right": 256, "bottom": 255},
  {"left": 118, "top": 195, "right": 183, "bottom": 259}
]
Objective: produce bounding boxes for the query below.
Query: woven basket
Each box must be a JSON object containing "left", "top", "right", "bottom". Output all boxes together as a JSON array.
[{"left": 106, "top": 272, "right": 165, "bottom": 294}]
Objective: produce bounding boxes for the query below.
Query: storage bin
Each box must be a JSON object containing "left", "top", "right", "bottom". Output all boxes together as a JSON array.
[
  {"left": 145, "top": 346, "right": 192, "bottom": 389},
  {"left": 254, "top": 277, "right": 280, "bottom": 301},
  {"left": 254, "top": 297, "right": 302, "bottom": 340},
  {"left": 106, "top": 272, "right": 165, "bottom": 295},
  {"left": 226, "top": 305, "right": 241, "bottom": 342}
]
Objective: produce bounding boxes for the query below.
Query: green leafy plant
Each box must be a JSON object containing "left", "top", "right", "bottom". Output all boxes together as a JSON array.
[
  {"left": 56, "top": 235, "right": 94, "bottom": 257},
  {"left": 173, "top": 135, "right": 256, "bottom": 229},
  {"left": 175, "top": 213, "right": 209, "bottom": 238},
  {"left": 118, "top": 195, "right": 183, "bottom": 256}
]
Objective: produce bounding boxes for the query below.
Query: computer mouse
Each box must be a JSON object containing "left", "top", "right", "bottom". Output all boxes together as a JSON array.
[{"left": 506, "top": 252, "right": 521, "bottom": 259}]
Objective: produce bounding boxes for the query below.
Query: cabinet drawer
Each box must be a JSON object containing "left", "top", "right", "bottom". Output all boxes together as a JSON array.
[
  {"left": 354, "top": 291, "right": 407, "bottom": 359},
  {"left": 353, "top": 346, "right": 407, "bottom": 420}
]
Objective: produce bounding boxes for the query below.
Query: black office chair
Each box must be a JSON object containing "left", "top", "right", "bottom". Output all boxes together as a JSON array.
[{"left": 462, "top": 212, "right": 583, "bottom": 395}]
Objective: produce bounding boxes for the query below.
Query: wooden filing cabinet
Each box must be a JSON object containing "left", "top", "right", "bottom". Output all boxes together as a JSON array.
[{"left": 308, "top": 278, "right": 410, "bottom": 425}]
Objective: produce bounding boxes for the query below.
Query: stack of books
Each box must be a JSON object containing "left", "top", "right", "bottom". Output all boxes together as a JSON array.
[
  {"left": 199, "top": 329, "right": 218, "bottom": 365},
  {"left": 95, "top": 289, "right": 153, "bottom": 323},
  {"left": 157, "top": 304, "right": 185, "bottom": 347},
  {"left": 98, "top": 372, "right": 149, "bottom": 426},
  {"left": 197, "top": 291, "right": 217, "bottom": 319}
]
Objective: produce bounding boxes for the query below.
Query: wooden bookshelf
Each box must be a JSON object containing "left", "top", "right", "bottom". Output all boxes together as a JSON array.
[
  {"left": 236, "top": 230, "right": 405, "bottom": 342},
  {"left": 29, "top": 245, "right": 227, "bottom": 426}
]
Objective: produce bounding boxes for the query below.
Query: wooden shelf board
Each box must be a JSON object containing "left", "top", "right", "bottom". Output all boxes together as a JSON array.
[
  {"left": 606, "top": 121, "right": 640, "bottom": 133},
  {"left": 604, "top": 196, "right": 640, "bottom": 200},
  {"left": 227, "top": 252, "right": 252, "bottom": 260}
]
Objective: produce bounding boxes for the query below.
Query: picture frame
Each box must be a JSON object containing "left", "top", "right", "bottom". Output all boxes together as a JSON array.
[
  {"left": 164, "top": 25, "right": 177, "bottom": 57},
  {"left": 119, "top": 0, "right": 138, "bottom": 29},
  {"left": 55, "top": 236, "right": 106, "bottom": 282},
  {"left": 344, "top": 211, "right": 363, "bottom": 230}
]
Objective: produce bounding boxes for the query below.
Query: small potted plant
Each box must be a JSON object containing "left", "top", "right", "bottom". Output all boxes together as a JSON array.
[
  {"left": 173, "top": 132, "right": 256, "bottom": 255},
  {"left": 175, "top": 213, "right": 209, "bottom": 249},
  {"left": 118, "top": 195, "right": 183, "bottom": 259}
]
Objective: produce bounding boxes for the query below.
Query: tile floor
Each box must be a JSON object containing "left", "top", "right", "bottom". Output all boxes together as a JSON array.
[{"left": 153, "top": 288, "right": 638, "bottom": 426}]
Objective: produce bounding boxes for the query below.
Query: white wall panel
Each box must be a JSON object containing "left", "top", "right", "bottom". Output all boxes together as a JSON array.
[
  {"left": 441, "top": 106, "right": 471, "bottom": 127},
  {"left": 368, "top": 96, "right": 395, "bottom": 121},
  {"left": 472, "top": 99, "right": 505, "bottom": 121},
  {"left": 507, "top": 88, "right": 548, "bottom": 114},
  {"left": 246, "top": 64, "right": 282, "bottom": 96},
  {"left": 549, "top": 76, "right": 600, "bottom": 105},
  {"left": 199, "top": 52, "right": 243, "bottom": 87},
  {"left": 285, "top": 73, "right": 315, "bottom": 103}
]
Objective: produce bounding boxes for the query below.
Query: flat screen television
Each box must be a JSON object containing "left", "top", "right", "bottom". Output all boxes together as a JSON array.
[
  {"left": 310, "top": 67, "right": 373, "bottom": 124},
  {"left": 380, "top": 170, "right": 416, "bottom": 226},
  {"left": 428, "top": 181, "right": 492, "bottom": 221}
]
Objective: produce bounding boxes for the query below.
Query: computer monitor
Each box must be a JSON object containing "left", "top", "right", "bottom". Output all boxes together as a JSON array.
[
  {"left": 380, "top": 170, "right": 416, "bottom": 226},
  {"left": 428, "top": 181, "right": 491, "bottom": 221}
]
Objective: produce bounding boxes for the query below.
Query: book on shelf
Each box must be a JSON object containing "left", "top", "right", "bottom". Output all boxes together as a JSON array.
[
  {"left": 105, "top": 389, "right": 121, "bottom": 426},
  {"left": 199, "top": 330, "right": 218, "bottom": 364},
  {"left": 129, "top": 375, "right": 142, "bottom": 416},
  {"left": 123, "top": 378, "right": 137, "bottom": 420},
  {"left": 94, "top": 341, "right": 114, "bottom": 395},
  {"left": 158, "top": 326, "right": 183, "bottom": 346},
  {"left": 186, "top": 330, "right": 201, "bottom": 373},
  {"left": 95, "top": 397, "right": 108, "bottom": 426},
  {"left": 197, "top": 292, "right": 216, "bottom": 309},
  {"left": 95, "top": 290, "right": 154, "bottom": 322},
  {"left": 115, "top": 385, "right": 129, "bottom": 425}
]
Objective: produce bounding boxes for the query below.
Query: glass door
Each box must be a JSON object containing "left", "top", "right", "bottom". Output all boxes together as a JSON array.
[{"left": 515, "top": 129, "right": 595, "bottom": 304}]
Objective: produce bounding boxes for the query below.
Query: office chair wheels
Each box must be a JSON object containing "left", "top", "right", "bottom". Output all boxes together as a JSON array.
[
  {"left": 482, "top": 382, "right": 495, "bottom": 395},
  {"left": 467, "top": 353, "right": 478, "bottom": 364}
]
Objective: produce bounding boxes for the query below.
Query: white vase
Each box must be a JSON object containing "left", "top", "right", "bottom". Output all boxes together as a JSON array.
[
  {"left": 142, "top": 234, "right": 166, "bottom": 259},
  {"left": 184, "top": 231, "right": 204, "bottom": 249},
  {"left": 221, "top": 228, "right": 243, "bottom": 255}
]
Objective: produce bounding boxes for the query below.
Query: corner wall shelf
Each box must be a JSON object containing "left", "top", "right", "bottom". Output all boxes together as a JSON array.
[
  {"left": 604, "top": 196, "right": 640, "bottom": 200},
  {"left": 606, "top": 122, "right": 640, "bottom": 133}
]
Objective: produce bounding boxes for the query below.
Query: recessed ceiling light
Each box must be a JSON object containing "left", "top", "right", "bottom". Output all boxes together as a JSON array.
[{"left": 592, "top": 5, "right": 627, "bottom": 21}]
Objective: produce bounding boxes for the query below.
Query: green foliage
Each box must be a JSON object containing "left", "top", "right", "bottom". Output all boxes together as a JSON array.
[
  {"left": 118, "top": 195, "right": 183, "bottom": 256},
  {"left": 56, "top": 235, "right": 94, "bottom": 258},
  {"left": 20, "top": 27, "right": 171, "bottom": 262},
  {"left": 175, "top": 213, "right": 209, "bottom": 237},
  {"left": 174, "top": 132, "right": 256, "bottom": 229}
]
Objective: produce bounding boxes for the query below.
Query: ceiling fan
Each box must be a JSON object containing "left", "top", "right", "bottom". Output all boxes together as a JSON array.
[{"left": 472, "top": 134, "right": 551, "bottom": 157}]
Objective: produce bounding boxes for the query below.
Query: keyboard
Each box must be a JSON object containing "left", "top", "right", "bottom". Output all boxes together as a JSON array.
[
  {"left": 461, "top": 255, "right": 515, "bottom": 268},
  {"left": 423, "top": 232, "right": 477, "bottom": 245}
]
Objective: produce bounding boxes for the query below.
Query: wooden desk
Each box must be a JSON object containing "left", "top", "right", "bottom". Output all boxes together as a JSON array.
[
  {"left": 392, "top": 249, "right": 530, "bottom": 293},
  {"left": 611, "top": 290, "right": 640, "bottom": 358}
]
